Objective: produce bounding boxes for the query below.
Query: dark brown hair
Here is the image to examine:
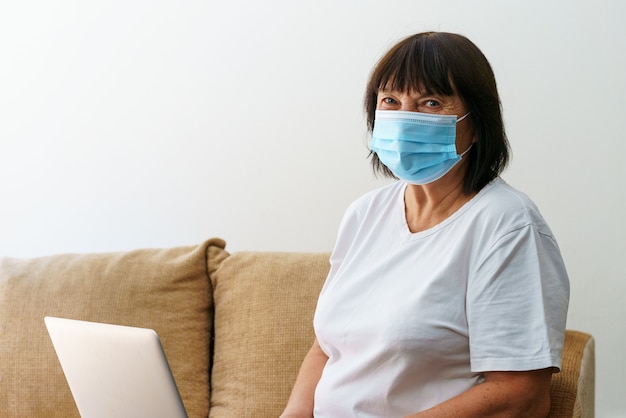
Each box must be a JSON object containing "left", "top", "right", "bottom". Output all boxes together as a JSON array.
[{"left": 365, "top": 32, "right": 509, "bottom": 193}]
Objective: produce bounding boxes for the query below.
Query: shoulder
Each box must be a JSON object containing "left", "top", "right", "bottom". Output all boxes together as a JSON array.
[
  {"left": 330, "top": 181, "right": 403, "bottom": 257},
  {"left": 475, "top": 178, "right": 537, "bottom": 212},
  {"left": 470, "top": 178, "right": 553, "bottom": 237}
]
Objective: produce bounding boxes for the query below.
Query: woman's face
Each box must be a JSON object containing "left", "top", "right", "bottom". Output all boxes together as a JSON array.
[{"left": 376, "top": 88, "right": 475, "bottom": 154}]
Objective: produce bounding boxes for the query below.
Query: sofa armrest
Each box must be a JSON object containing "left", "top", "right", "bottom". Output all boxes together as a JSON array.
[{"left": 549, "top": 330, "right": 595, "bottom": 418}]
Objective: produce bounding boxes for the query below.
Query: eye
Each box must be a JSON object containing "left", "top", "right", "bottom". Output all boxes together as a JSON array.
[
  {"left": 377, "top": 95, "right": 400, "bottom": 110},
  {"left": 417, "top": 98, "right": 443, "bottom": 113}
]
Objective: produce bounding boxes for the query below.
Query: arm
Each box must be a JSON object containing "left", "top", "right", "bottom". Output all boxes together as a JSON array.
[
  {"left": 407, "top": 368, "right": 553, "bottom": 418},
  {"left": 280, "top": 339, "right": 329, "bottom": 418}
]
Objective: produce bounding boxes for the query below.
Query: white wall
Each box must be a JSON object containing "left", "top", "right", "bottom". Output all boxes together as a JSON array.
[{"left": 1, "top": 1, "right": 624, "bottom": 415}]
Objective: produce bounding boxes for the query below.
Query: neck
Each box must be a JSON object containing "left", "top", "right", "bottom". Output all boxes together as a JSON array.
[{"left": 403, "top": 178, "right": 474, "bottom": 233}]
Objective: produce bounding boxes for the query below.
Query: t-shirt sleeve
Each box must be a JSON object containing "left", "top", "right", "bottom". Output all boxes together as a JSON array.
[{"left": 467, "top": 223, "right": 570, "bottom": 372}]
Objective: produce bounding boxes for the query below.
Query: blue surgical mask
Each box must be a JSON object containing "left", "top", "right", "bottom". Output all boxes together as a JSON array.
[{"left": 370, "top": 110, "right": 472, "bottom": 185}]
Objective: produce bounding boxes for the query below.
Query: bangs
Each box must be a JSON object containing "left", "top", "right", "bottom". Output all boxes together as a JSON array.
[{"left": 374, "top": 36, "right": 456, "bottom": 96}]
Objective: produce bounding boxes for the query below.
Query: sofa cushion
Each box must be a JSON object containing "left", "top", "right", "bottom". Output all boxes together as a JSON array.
[
  {"left": 208, "top": 246, "right": 330, "bottom": 417},
  {"left": 0, "top": 238, "right": 221, "bottom": 418}
]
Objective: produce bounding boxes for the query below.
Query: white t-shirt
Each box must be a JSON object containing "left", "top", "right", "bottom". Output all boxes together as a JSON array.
[{"left": 313, "top": 178, "right": 570, "bottom": 417}]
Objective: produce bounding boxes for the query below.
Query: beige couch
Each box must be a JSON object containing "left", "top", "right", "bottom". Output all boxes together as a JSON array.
[{"left": 0, "top": 238, "right": 594, "bottom": 417}]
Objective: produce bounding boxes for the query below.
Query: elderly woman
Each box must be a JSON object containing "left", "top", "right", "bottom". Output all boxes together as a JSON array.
[{"left": 281, "top": 32, "right": 569, "bottom": 418}]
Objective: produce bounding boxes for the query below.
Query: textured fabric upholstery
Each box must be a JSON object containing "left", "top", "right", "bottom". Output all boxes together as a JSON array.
[
  {"left": 549, "top": 330, "right": 595, "bottom": 417},
  {"left": 207, "top": 242, "right": 329, "bottom": 417}
]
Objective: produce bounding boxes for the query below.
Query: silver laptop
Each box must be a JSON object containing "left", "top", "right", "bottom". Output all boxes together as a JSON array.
[{"left": 44, "top": 316, "right": 188, "bottom": 418}]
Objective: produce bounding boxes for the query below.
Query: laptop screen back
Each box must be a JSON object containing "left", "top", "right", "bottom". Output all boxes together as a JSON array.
[{"left": 44, "top": 316, "right": 188, "bottom": 418}]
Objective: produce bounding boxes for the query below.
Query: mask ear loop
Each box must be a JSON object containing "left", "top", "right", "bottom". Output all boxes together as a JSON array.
[
  {"left": 456, "top": 112, "right": 471, "bottom": 123},
  {"left": 457, "top": 112, "right": 474, "bottom": 156},
  {"left": 459, "top": 143, "right": 473, "bottom": 158}
]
